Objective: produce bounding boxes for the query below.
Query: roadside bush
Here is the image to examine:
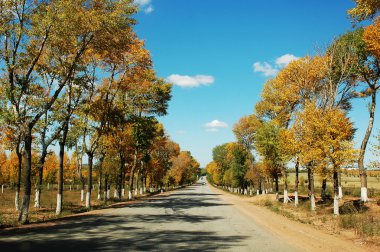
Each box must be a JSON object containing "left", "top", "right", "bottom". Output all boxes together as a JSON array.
[{"left": 340, "top": 214, "right": 380, "bottom": 236}]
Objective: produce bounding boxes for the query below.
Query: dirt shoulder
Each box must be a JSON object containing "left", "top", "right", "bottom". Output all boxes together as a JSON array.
[{"left": 209, "top": 184, "right": 378, "bottom": 252}]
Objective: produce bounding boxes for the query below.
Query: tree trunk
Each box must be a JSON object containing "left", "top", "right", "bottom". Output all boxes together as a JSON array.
[
  {"left": 274, "top": 174, "right": 279, "bottom": 200},
  {"left": 85, "top": 153, "right": 94, "bottom": 209},
  {"left": 294, "top": 159, "right": 299, "bottom": 207},
  {"left": 34, "top": 150, "right": 47, "bottom": 209},
  {"left": 15, "top": 146, "right": 22, "bottom": 211},
  {"left": 338, "top": 168, "right": 343, "bottom": 199},
  {"left": 135, "top": 168, "right": 140, "bottom": 196},
  {"left": 118, "top": 155, "right": 124, "bottom": 199},
  {"left": 333, "top": 169, "right": 339, "bottom": 215},
  {"left": 128, "top": 148, "right": 138, "bottom": 200},
  {"left": 358, "top": 90, "right": 376, "bottom": 202},
  {"left": 98, "top": 168, "right": 102, "bottom": 200},
  {"left": 56, "top": 141, "right": 65, "bottom": 215},
  {"left": 307, "top": 168, "right": 311, "bottom": 196},
  {"left": 282, "top": 168, "right": 289, "bottom": 203},
  {"left": 321, "top": 178, "right": 327, "bottom": 201},
  {"left": 56, "top": 120, "right": 69, "bottom": 215},
  {"left": 18, "top": 127, "right": 32, "bottom": 224},
  {"left": 103, "top": 175, "right": 108, "bottom": 204},
  {"left": 81, "top": 179, "right": 85, "bottom": 202},
  {"left": 140, "top": 161, "right": 144, "bottom": 195},
  {"left": 309, "top": 168, "right": 316, "bottom": 211}
]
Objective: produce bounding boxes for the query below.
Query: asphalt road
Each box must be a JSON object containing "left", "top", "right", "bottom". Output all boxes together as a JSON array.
[{"left": 0, "top": 180, "right": 298, "bottom": 252}]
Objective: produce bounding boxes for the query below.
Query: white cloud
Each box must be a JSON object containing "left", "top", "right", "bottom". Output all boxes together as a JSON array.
[
  {"left": 275, "top": 54, "right": 299, "bottom": 68},
  {"left": 253, "top": 62, "right": 278, "bottom": 77},
  {"left": 203, "top": 120, "right": 228, "bottom": 132},
  {"left": 253, "top": 54, "right": 299, "bottom": 77},
  {"left": 144, "top": 5, "right": 154, "bottom": 14},
  {"left": 167, "top": 74, "right": 215, "bottom": 88},
  {"left": 134, "top": 0, "right": 154, "bottom": 14}
]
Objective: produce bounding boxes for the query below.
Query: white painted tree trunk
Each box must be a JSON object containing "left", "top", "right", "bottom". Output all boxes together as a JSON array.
[
  {"left": 15, "top": 191, "right": 20, "bottom": 211},
  {"left": 262, "top": 190, "right": 266, "bottom": 195},
  {"left": 34, "top": 189, "right": 40, "bottom": 208},
  {"left": 265, "top": 189, "right": 268, "bottom": 194},
  {"left": 134, "top": 188, "right": 137, "bottom": 196},
  {"left": 257, "top": 190, "right": 260, "bottom": 195},
  {"left": 47, "top": 183, "right": 50, "bottom": 190},
  {"left": 107, "top": 189, "right": 110, "bottom": 199},
  {"left": 140, "top": 187, "right": 143, "bottom": 195},
  {"left": 70, "top": 185, "right": 72, "bottom": 191},
  {"left": 338, "top": 186, "right": 343, "bottom": 199},
  {"left": 283, "top": 190, "right": 289, "bottom": 203},
  {"left": 294, "top": 191, "right": 299, "bottom": 207},
  {"left": 361, "top": 187, "right": 368, "bottom": 202},
  {"left": 334, "top": 195, "right": 339, "bottom": 215},
  {"left": 80, "top": 189, "right": 84, "bottom": 202},
  {"left": 128, "top": 190, "right": 132, "bottom": 200},
  {"left": 122, "top": 189, "right": 125, "bottom": 197},
  {"left": 56, "top": 194, "right": 62, "bottom": 215},
  {"left": 310, "top": 194, "right": 316, "bottom": 211},
  {"left": 85, "top": 192, "right": 90, "bottom": 208},
  {"left": 97, "top": 193, "right": 101, "bottom": 200},
  {"left": 1, "top": 184, "right": 4, "bottom": 193}
]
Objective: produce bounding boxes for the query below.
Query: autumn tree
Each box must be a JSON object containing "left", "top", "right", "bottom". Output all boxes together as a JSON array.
[
  {"left": 330, "top": 28, "right": 380, "bottom": 202},
  {"left": 254, "top": 122, "right": 288, "bottom": 200},
  {"left": 292, "top": 102, "right": 356, "bottom": 213},
  {"left": 169, "top": 151, "right": 200, "bottom": 186},
  {"left": 0, "top": 0, "right": 141, "bottom": 223},
  {"left": 348, "top": 0, "right": 380, "bottom": 22}
]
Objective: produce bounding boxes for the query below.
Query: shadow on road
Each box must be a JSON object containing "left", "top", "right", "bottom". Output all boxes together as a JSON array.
[{"left": 0, "top": 184, "right": 247, "bottom": 251}]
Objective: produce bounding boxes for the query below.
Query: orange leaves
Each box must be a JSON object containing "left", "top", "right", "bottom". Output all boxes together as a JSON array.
[
  {"left": 169, "top": 151, "right": 199, "bottom": 185},
  {"left": 43, "top": 153, "right": 58, "bottom": 183},
  {"left": 364, "top": 17, "right": 380, "bottom": 59}
]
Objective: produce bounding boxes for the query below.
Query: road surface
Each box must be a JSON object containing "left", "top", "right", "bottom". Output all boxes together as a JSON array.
[{"left": 0, "top": 180, "right": 361, "bottom": 251}]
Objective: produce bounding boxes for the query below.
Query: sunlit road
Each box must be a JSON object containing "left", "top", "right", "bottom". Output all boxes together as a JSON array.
[{"left": 0, "top": 180, "right": 298, "bottom": 251}]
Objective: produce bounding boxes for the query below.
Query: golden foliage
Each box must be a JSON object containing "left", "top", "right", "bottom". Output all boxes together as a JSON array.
[
  {"left": 364, "top": 17, "right": 380, "bottom": 58},
  {"left": 348, "top": 0, "right": 380, "bottom": 21}
]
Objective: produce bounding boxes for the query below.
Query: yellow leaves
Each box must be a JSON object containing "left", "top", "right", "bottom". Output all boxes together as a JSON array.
[
  {"left": 292, "top": 101, "right": 356, "bottom": 169},
  {"left": 364, "top": 17, "right": 380, "bottom": 58},
  {"left": 233, "top": 114, "right": 262, "bottom": 150},
  {"left": 255, "top": 55, "right": 328, "bottom": 127},
  {"left": 348, "top": 0, "right": 380, "bottom": 21}
]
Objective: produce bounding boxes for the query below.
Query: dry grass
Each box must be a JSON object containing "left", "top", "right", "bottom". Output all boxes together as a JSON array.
[
  {"left": 0, "top": 187, "right": 128, "bottom": 228},
  {"left": 251, "top": 192, "right": 380, "bottom": 246}
]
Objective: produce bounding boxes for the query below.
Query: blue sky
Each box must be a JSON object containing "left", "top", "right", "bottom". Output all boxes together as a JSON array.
[{"left": 134, "top": 0, "right": 379, "bottom": 167}]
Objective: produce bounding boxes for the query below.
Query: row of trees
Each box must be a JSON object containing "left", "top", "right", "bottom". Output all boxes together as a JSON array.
[
  {"left": 0, "top": 0, "right": 199, "bottom": 224},
  {"left": 206, "top": 0, "right": 380, "bottom": 215}
]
